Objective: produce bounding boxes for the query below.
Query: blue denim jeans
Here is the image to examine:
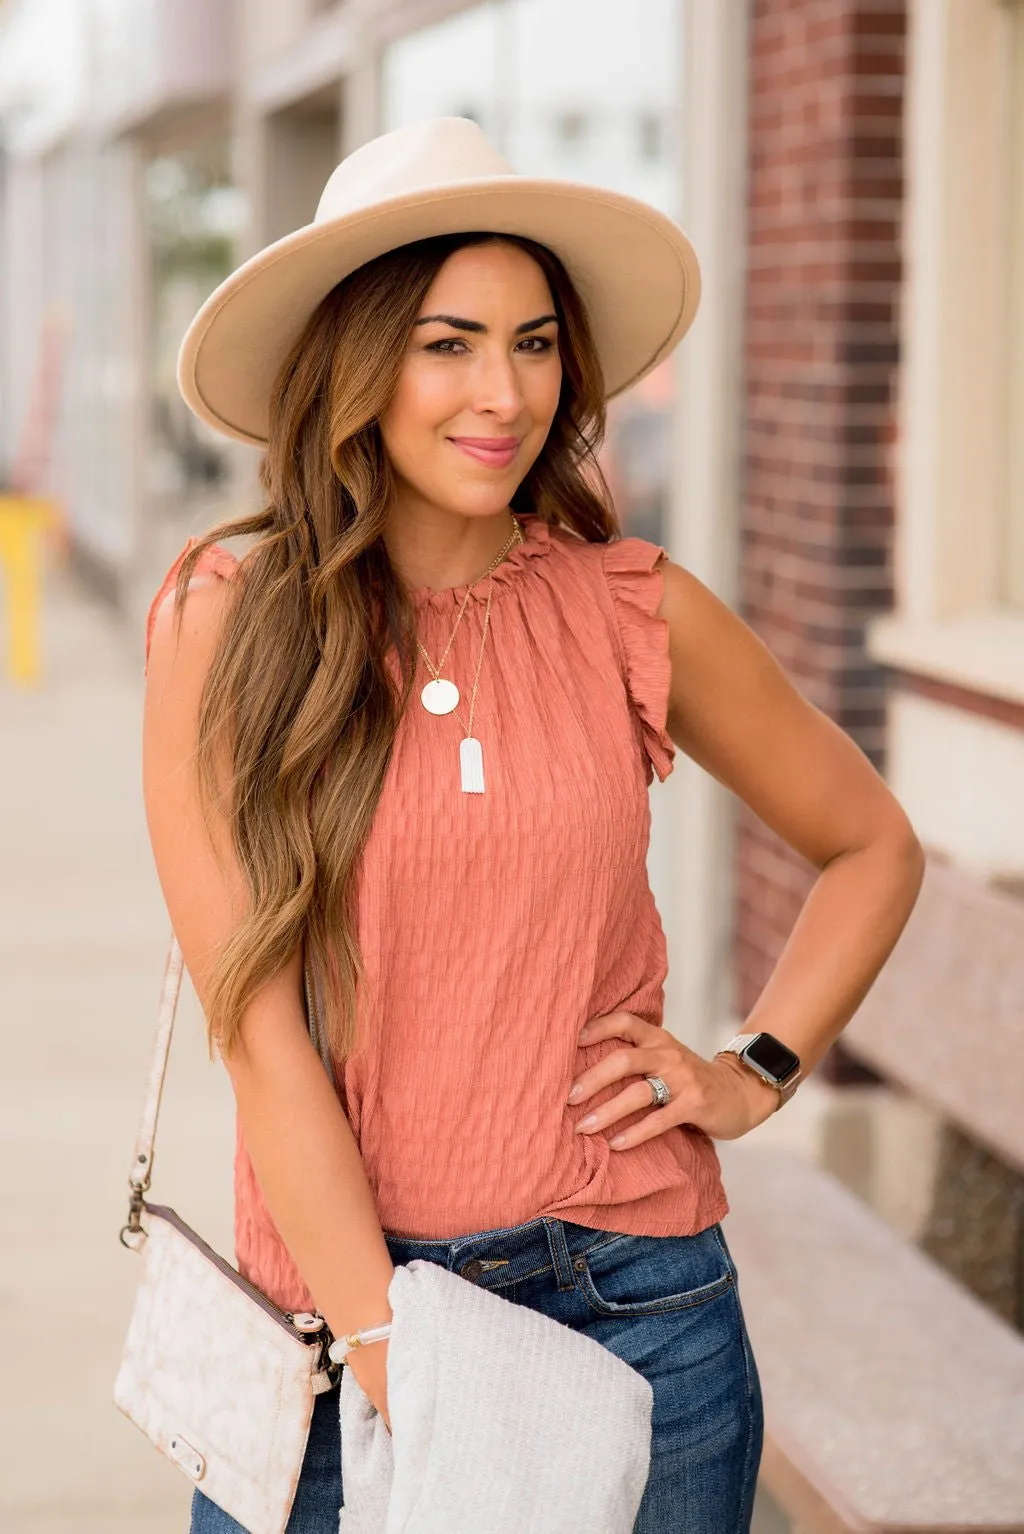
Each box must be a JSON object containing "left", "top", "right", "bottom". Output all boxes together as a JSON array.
[{"left": 190, "top": 1214, "right": 763, "bottom": 1533}]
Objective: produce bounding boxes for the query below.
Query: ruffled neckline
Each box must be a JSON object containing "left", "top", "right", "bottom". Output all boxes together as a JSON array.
[{"left": 408, "top": 512, "right": 552, "bottom": 612}]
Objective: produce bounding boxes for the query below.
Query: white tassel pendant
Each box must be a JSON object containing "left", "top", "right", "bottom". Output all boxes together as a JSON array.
[{"left": 459, "top": 736, "right": 485, "bottom": 793}]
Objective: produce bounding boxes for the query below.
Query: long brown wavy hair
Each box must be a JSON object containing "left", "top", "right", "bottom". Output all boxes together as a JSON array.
[{"left": 167, "top": 230, "right": 619, "bottom": 1065}]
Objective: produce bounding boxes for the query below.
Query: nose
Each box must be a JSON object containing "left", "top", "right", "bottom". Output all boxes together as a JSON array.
[{"left": 472, "top": 346, "right": 525, "bottom": 421}]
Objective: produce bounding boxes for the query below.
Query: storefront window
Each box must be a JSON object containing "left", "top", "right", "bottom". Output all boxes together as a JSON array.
[
  {"left": 144, "top": 144, "right": 246, "bottom": 514},
  {"left": 380, "top": 0, "right": 682, "bottom": 543}
]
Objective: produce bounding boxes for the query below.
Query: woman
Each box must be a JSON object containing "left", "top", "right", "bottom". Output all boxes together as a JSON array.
[{"left": 143, "top": 118, "right": 924, "bottom": 1533}]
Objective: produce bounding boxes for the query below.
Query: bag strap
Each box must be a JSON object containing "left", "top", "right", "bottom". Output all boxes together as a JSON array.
[{"left": 123, "top": 930, "right": 334, "bottom": 1228}]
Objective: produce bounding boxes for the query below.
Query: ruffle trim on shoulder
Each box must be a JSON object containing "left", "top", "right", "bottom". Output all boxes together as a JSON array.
[
  {"left": 602, "top": 536, "right": 676, "bottom": 786},
  {"left": 144, "top": 535, "right": 240, "bottom": 675}
]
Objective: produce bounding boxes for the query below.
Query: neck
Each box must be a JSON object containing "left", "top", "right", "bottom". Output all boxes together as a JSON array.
[{"left": 383, "top": 508, "right": 521, "bottom": 595}]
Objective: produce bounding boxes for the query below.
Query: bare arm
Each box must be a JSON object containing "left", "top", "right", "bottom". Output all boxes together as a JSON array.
[
  {"left": 658, "top": 558, "right": 924, "bottom": 1087},
  {"left": 142, "top": 571, "right": 394, "bottom": 1414}
]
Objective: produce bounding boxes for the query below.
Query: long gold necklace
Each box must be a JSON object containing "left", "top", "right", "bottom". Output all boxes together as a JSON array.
[{"left": 416, "top": 516, "right": 524, "bottom": 794}]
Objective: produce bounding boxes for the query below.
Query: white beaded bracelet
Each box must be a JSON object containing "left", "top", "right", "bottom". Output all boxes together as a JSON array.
[{"left": 328, "top": 1320, "right": 393, "bottom": 1366}]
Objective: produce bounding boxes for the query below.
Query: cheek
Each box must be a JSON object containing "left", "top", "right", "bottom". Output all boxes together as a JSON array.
[
  {"left": 521, "top": 362, "right": 563, "bottom": 453},
  {"left": 529, "top": 359, "right": 563, "bottom": 428},
  {"left": 385, "top": 364, "right": 459, "bottom": 444}
]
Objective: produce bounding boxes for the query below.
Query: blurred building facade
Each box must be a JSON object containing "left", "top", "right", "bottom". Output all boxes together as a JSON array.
[
  {"left": 0, "top": 0, "right": 241, "bottom": 592},
  {"left": 1, "top": 0, "right": 1021, "bottom": 1327}
]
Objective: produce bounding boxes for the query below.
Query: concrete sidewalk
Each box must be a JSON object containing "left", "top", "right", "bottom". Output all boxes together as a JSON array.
[{"left": 0, "top": 554, "right": 236, "bottom": 1532}]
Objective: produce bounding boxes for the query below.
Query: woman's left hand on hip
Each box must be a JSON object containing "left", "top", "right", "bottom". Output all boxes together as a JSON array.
[{"left": 567, "top": 1011, "right": 779, "bottom": 1148}]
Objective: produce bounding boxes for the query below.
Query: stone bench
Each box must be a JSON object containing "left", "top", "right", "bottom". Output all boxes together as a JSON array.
[
  {"left": 719, "top": 860, "right": 1024, "bottom": 1530},
  {"left": 720, "top": 1142, "right": 1024, "bottom": 1531},
  {"left": 840, "top": 859, "right": 1024, "bottom": 1177}
]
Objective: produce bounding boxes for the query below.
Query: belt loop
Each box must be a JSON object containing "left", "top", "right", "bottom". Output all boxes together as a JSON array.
[{"left": 543, "top": 1218, "right": 576, "bottom": 1292}]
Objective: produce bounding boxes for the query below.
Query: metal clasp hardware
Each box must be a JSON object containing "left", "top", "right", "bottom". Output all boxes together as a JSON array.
[
  {"left": 289, "top": 1311, "right": 327, "bottom": 1334},
  {"left": 119, "top": 1180, "right": 147, "bottom": 1249}
]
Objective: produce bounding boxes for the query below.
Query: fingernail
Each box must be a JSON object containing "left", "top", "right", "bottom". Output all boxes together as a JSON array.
[
  {"left": 578, "top": 1026, "right": 590, "bottom": 1041},
  {"left": 576, "top": 1114, "right": 598, "bottom": 1131},
  {"left": 567, "top": 1082, "right": 582, "bottom": 1102}
]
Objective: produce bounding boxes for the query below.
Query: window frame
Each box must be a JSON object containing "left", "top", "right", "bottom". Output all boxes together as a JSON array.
[{"left": 869, "top": 0, "right": 1024, "bottom": 696}]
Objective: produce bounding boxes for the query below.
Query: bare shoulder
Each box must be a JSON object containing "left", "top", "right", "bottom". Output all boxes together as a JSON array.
[
  {"left": 146, "top": 556, "right": 239, "bottom": 696},
  {"left": 654, "top": 555, "right": 775, "bottom": 691},
  {"left": 143, "top": 558, "right": 240, "bottom": 834},
  {"left": 655, "top": 554, "right": 729, "bottom": 630},
  {"left": 654, "top": 552, "right": 697, "bottom": 598}
]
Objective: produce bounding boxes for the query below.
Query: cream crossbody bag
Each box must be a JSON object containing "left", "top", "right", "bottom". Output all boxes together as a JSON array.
[{"left": 113, "top": 933, "right": 340, "bottom": 1534}]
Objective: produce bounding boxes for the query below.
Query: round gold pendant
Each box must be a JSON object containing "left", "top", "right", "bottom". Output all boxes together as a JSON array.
[{"left": 420, "top": 678, "right": 460, "bottom": 715}]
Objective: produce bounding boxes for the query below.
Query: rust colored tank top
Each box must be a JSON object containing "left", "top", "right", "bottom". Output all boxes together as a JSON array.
[{"left": 145, "top": 512, "right": 728, "bottom": 1312}]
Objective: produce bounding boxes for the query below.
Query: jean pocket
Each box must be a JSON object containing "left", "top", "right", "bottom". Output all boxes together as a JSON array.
[{"left": 573, "top": 1223, "right": 735, "bottom": 1317}]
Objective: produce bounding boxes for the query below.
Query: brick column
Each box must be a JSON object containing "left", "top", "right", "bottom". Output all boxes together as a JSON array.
[{"left": 736, "top": 0, "right": 906, "bottom": 1081}]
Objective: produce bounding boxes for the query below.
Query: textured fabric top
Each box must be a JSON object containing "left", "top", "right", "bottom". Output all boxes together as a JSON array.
[{"left": 145, "top": 512, "right": 728, "bottom": 1312}]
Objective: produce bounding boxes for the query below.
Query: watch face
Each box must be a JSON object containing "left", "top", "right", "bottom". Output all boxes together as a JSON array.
[{"left": 744, "top": 1033, "right": 800, "bottom": 1083}]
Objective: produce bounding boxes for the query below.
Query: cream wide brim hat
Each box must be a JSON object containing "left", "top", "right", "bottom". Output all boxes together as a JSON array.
[{"left": 176, "top": 116, "right": 702, "bottom": 448}]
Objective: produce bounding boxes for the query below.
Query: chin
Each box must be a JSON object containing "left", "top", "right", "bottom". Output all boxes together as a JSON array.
[{"left": 425, "top": 481, "right": 525, "bottom": 519}]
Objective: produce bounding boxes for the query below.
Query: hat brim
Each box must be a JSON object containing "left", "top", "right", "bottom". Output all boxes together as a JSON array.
[{"left": 177, "top": 177, "right": 702, "bottom": 447}]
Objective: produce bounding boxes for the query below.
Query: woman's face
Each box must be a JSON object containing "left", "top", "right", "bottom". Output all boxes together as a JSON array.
[{"left": 379, "top": 241, "right": 563, "bottom": 522}]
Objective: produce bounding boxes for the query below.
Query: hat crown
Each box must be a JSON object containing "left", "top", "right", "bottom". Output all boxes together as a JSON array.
[{"left": 314, "top": 117, "right": 516, "bottom": 226}]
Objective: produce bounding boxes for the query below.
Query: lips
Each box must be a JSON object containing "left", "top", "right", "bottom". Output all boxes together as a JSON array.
[{"left": 448, "top": 436, "right": 521, "bottom": 469}]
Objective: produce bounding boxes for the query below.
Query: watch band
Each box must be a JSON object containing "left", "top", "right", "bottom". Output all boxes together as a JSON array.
[{"left": 717, "top": 1032, "right": 803, "bottom": 1108}]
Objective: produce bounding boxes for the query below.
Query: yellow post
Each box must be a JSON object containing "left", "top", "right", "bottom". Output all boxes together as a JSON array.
[{"left": 0, "top": 495, "right": 59, "bottom": 687}]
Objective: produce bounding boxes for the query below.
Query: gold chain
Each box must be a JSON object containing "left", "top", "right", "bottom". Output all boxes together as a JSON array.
[{"left": 415, "top": 517, "right": 524, "bottom": 738}]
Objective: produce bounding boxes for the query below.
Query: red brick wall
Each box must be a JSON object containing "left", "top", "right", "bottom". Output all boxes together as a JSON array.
[{"left": 736, "top": 0, "right": 906, "bottom": 1081}]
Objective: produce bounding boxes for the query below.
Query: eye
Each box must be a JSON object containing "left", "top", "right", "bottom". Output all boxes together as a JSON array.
[
  {"left": 516, "top": 336, "right": 555, "bottom": 353},
  {"left": 424, "top": 338, "right": 468, "bottom": 355}
]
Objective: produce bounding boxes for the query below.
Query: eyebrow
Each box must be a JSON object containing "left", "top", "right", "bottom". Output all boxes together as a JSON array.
[{"left": 413, "top": 312, "right": 558, "bottom": 335}]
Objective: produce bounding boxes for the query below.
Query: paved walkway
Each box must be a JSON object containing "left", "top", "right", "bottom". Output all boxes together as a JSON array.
[{"left": 0, "top": 551, "right": 786, "bottom": 1533}]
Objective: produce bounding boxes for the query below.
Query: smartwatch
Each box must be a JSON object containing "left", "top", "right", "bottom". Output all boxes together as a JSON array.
[{"left": 715, "top": 1032, "right": 802, "bottom": 1108}]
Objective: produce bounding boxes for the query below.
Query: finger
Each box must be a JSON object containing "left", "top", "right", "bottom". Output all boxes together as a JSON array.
[
  {"left": 607, "top": 1104, "right": 688, "bottom": 1151},
  {"left": 568, "top": 1043, "right": 669, "bottom": 1104},
  {"left": 574, "top": 1079, "right": 669, "bottom": 1136},
  {"left": 578, "top": 1010, "right": 655, "bottom": 1044}
]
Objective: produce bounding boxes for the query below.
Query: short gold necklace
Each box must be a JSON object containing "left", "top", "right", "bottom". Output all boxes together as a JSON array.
[{"left": 416, "top": 516, "right": 524, "bottom": 793}]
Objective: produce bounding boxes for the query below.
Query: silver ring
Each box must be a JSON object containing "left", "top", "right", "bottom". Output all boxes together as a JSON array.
[{"left": 645, "top": 1074, "right": 671, "bottom": 1108}]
